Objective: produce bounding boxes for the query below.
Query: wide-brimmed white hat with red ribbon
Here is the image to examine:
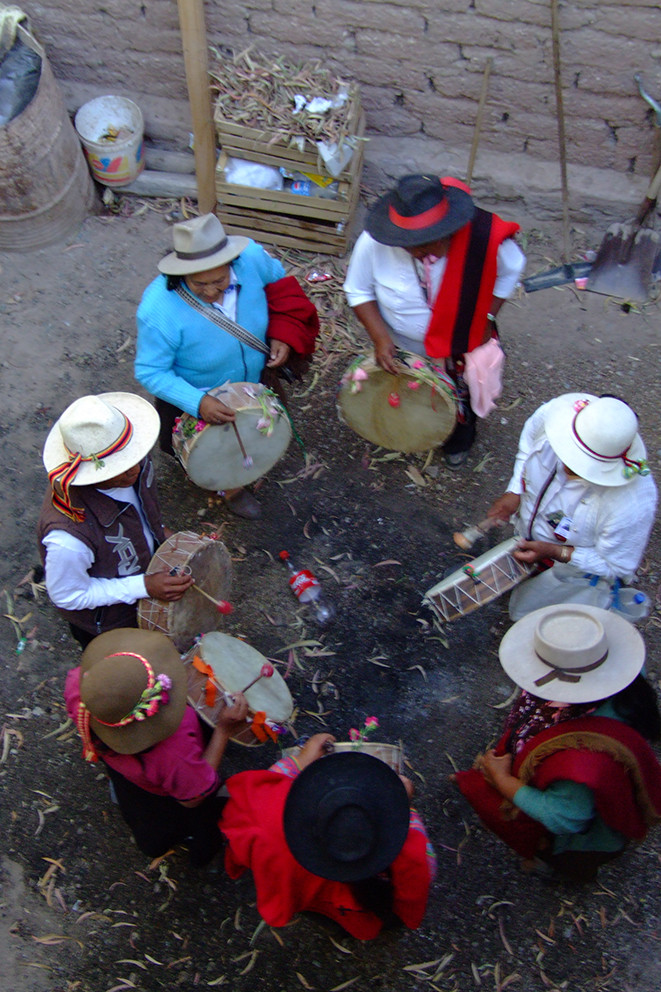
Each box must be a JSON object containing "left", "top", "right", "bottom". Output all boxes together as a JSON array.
[{"left": 543, "top": 393, "right": 649, "bottom": 487}]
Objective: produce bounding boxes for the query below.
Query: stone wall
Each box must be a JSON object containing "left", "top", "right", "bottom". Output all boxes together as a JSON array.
[{"left": 21, "top": 0, "right": 661, "bottom": 219}]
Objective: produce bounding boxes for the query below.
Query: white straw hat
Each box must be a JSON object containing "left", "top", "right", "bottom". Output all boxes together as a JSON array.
[
  {"left": 43, "top": 392, "right": 160, "bottom": 487},
  {"left": 499, "top": 604, "right": 646, "bottom": 703},
  {"left": 158, "top": 213, "right": 249, "bottom": 276},
  {"left": 543, "top": 393, "right": 648, "bottom": 487}
]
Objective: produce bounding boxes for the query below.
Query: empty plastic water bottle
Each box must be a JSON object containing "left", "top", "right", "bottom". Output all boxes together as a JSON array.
[
  {"left": 279, "top": 550, "right": 336, "bottom": 624},
  {"left": 611, "top": 588, "right": 651, "bottom": 621}
]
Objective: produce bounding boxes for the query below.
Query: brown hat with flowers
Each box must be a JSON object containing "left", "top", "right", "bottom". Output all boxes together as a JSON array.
[{"left": 77, "top": 629, "right": 188, "bottom": 759}]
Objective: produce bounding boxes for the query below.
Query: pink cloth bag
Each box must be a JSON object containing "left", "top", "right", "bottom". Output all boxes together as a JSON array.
[{"left": 463, "top": 338, "right": 504, "bottom": 418}]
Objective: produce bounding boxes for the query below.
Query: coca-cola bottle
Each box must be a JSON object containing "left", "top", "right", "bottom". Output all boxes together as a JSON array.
[{"left": 279, "top": 550, "right": 336, "bottom": 624}]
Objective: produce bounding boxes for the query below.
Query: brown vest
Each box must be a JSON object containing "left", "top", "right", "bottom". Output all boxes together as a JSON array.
[{"left": 37, "top": 457, "right": 166, "bottom": 635}]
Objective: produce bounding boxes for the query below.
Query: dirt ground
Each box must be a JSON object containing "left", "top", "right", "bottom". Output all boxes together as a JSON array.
[{"left": 2, "top": 193, "right": 661, "bottom": 992}]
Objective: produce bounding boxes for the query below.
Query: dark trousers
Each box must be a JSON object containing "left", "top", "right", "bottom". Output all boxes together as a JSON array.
[
  {"left": 155, "top": 397, "right": 180, "bottom": 457},
  {"left": 104, "top": 763, "right": 226, "bottom": 866},
  {"left": 442, "top": 404, "right": 477, "bottom": 454}
]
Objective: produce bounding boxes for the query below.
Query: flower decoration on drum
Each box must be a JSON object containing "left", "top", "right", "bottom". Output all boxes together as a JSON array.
[
  {"left": 349, "top": 716, "right": 380, "bottom": 749},
  {"left": 254, "top": 388, "right": 282, "bottom": 438},
  {"left": 340, "top": 356, "right": 370, "bottom": 394},
  {"left": 388, "top": 392, "right": 401, "bottom": 408},
  {"left": 408, "top": 381, "right": 421, "bottom": 390},
  {"left": 411, "top": 360, "right": 426, "bottom": 370},
  {"left": 173, "top": 415, "right": 206, "bottom": 440},
  {"left": 251, "top": 710, "right": 284, "bottom": 742}
]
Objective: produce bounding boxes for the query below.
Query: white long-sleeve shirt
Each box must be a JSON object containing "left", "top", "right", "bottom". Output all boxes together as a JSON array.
[
  {"left": 343, "top": 231, "right": 525, "bottom": 342},
  {"left": 42, "top": 485, "right": 154, "bottom": 612},
  {"left": 508, "top": 403, "right": 658, "bottom": 581}
]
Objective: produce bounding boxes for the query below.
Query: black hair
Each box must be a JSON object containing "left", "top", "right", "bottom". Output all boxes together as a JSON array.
[
  {"left": 351, "top": 876, "right": 400, "bottom": 928},
  {"left": 610, "top": 674, "right": 661, "bottom": 742},
  {"left": 165, "top": 274, "right": 183, "bottom": 291}
]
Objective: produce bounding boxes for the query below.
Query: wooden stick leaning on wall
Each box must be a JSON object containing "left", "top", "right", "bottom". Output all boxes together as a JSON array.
[
  {"left": 466, "top": 57, "right": 493, "bottom": 187},
  {"left": 177, "top": 0, "right": 217, "bottom": 214},
  {"left": 551, "top": 0, "right": 570, "bottom": 263}
]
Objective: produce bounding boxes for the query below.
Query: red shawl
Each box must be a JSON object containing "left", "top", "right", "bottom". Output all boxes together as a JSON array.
[
  {"left": 455, "top": 716, "right": 661, "bottom": 859},
  {"left": 265, "top": 276, "right": 319, "bottom": 356},
  {"left": 220, "top": 770, "right": 431, "bottom": 940},
  {"left": 424, "top": 179, "right": 520, "bottom": 359}
]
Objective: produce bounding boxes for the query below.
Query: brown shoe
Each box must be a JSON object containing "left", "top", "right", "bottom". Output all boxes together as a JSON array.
[{"left": 224, "top": 489, "right": 262, "bottom": 520}]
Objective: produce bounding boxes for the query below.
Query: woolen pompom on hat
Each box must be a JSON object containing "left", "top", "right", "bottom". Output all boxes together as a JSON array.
[
  {"left": 366, "top": 174, "right": 475, "bottom": 248},
  {"left": 158, "top": 213, "right": 250, "bottom": 276}
]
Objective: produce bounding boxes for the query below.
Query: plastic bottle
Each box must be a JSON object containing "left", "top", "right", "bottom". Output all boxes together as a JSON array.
[
  {"left": 279, "top": 550, "right": 336, "bottom": 623},
  {"left": 611, "top": 588, "right": 651, "bottom": 621}
]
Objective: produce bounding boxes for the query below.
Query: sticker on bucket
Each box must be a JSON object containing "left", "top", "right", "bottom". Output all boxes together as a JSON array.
[{"left": 86, "top": 141, "right": 145, "bottom": 186}]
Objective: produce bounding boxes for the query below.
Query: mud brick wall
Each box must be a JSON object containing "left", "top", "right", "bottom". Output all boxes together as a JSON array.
[{"left": 21, "top": 0, "right": 661, "bottom": 214}]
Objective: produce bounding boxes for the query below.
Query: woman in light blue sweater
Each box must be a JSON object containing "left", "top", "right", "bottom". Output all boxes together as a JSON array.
[{"left": 135, "top": 214, "right": 289, "bottom": 518}]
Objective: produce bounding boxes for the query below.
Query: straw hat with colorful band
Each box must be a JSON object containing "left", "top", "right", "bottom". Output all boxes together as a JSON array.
[
  {"left": 43, "top": 393, "right": 160, "bottom": 520},
  {"left": 77, "top": 629, "right": 187, "bottom": 759},
  {"left": 499, "top": 604, "right": 645, "bottom": 704},
  {"left": 543, "top": 393, "right": 649, "bottom": 488},
  {"left": 283, "top": 751, "right": 411, "bottom": 882},
  {"left": 365, "top": 174, "right": 475, "bottom": 248},
  {"left": 158, "top": 214, "right": 250, "bottom": 276}
]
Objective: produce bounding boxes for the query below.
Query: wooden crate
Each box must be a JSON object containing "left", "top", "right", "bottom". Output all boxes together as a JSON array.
[{"left": 214, "top": 100, "right": 364, "bottom": 255}]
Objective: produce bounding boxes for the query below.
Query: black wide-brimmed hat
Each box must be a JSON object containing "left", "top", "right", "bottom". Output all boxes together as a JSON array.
[
  {"left": 366, "top": 174, "right": 475, "bottom": 248},
  {"left": 283, "top": 752, "right": 410, "bottom": 882}
]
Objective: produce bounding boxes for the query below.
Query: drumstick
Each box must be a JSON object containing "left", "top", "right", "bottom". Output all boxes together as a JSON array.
[
  {"left": 453, "top": 516, "right": 503, "bottom": 550},
  {"left": 222, "top": 663, "right": 275, "bottom": 707},
  {"left": 232, "top": 421, "right": 253, "bottom": 468},
  {"left": 191, "top": 583, "right": 233, "bottom": 614}
]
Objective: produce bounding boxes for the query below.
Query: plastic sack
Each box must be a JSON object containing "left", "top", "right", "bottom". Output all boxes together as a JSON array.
[
  {"left": 509, "top": 565, "right": 651, "bottom": 623},
  {"left": 223, "top": 157, "right": 283, "bottom": 191},
  {"left": 0, "top": 36, "right": 41, "bottom": 126}
]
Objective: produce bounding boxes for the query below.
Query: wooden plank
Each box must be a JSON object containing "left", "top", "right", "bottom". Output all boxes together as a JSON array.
[
  {"left": 215, "top": 184, "right": 351, "bottom": 223},
  {"left": 219, "top": 219, "right": 346, "bottom": 255},
  {"left": 217, "top": 204, "right": 347, "bottom": 245},
  {"left": 119, "top": 170, "right": 198, "bottom": 197},
  {"left": 177, "top": 0, "right": 216, "bottom": 212}
]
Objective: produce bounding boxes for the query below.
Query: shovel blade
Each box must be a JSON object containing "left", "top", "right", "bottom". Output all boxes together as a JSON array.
[{"left": 587, "top": 222, "right": 658, "bottom": 301}]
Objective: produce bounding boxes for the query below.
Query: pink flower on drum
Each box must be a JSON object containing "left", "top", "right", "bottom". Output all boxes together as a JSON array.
[
  {"left": 349, "top": 727, "right": 361, "bottom": 742},
  {"left": 256, "top": 417, "right": 270, "bottom": 431},
  {"left": 574, "top": 399, "right": 590, "bottom": 412},
  {"left": 365, "top": 716, "right": 379, "bottom": 729},
  {"left": 352, "top": 368, "right": 368, "bottom": 381},
  {"left": 194, "top": 420, "right": 206, "bottom": 432},
  {"left": 407, "top": 381, "right": 420, "bottom": 390},
  {"left": 411, "top": 360, "right": 425, "bottom": 370}
]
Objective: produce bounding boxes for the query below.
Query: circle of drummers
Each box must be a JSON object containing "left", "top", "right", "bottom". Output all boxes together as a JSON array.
[{"left": 36, "top": 183, "right": 661, "bottom": 940}]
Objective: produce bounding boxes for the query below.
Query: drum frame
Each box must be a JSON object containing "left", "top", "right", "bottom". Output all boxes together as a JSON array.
[
  {"left": 137, "top": 531, "right": 232, "bottom": 652},
  {"left": 424, "top": 538, "right": 534, "bottom": 622},
  {"left": 283, "top": 740, "right": 404, "bottom": 774}
]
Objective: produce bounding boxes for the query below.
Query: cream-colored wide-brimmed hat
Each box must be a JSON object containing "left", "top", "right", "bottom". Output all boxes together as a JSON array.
[
  {"left": 158, "top": 213, "right": 249, "bottom": 276},
  {"left": 543, "top": 393, "right": 648, "bottom": 487},
  {"left": 43, "top": 392, "right": 160, "bottom": 487},
  {"left": 499, "top": 604, "right": 646, "bottom": 703}
]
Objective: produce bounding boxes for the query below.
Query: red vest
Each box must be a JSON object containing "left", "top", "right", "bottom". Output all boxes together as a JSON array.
[
  {"left": 221, "top": 770, "right": 431, "bottom": 940},
  {"left": 424, "top": 206, "right": 520, "bottom": 359},
  {"left": 455, "top": 716, "right": 661, "bottom": 859}
]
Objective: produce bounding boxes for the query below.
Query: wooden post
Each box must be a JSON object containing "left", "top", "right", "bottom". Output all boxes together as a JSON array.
[
  {"left": 177, "top": 0, "right": 217, "bottom": 214},
  {"left": 551, "top": 0, "right": 570, "bottom": 263}
]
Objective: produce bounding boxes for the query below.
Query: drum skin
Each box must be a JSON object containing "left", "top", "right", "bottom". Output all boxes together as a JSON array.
[
  {"left": 172, "top": 382, "right": 291, "bottom": 490},
  {"left": 183, "top": 632, "right": 293, "bottom": 746},
  {"left": 338, "top": 352, "right": 457, "bottom": 453},
  {"left": 138, "top": 532, "right": 232, "bottom": 652},
  {"left": 283, "top": 740, "right": 404, "bottom": 773}
]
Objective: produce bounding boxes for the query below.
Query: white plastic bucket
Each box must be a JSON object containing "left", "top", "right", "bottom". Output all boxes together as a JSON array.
[{"left": 74, "top": 95, "right": 145, "bottom": 187}]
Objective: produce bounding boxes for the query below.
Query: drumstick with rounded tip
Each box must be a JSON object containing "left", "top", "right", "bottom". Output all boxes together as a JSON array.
[
  {"left": 191, "top": 582, "right": 234, "bottom": 614},
  {"left": 222, "top": 663, "right": 275, "bottom": 707},
  {"left": 231, "top": 421, "right": 253, "bottom": 468},
  {"left": 453, "top": 516, "right": 503, "bottom": 550}
]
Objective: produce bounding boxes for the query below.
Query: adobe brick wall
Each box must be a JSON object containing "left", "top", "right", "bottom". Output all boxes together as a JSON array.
[{"left": 20, "top": 0, "right": 661, "bottom": 222}]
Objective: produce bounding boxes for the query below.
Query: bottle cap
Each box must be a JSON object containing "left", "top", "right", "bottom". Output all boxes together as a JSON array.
[{"left": 634, "top": 593, "right": 645, "bottom": 604}]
